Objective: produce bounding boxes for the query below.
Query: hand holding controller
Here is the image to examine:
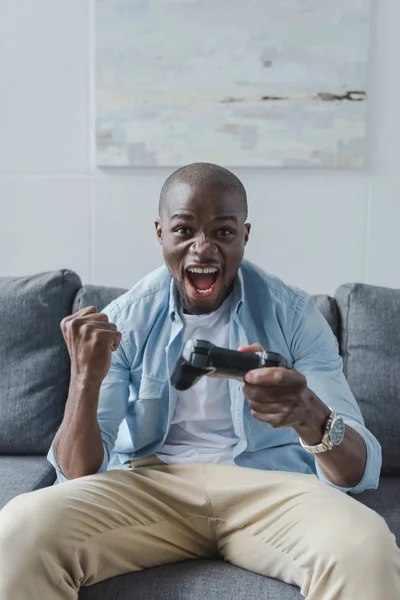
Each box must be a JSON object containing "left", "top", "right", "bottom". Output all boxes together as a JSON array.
[{"left": 171, "top": 339, "right": 288, "bottom": 391}]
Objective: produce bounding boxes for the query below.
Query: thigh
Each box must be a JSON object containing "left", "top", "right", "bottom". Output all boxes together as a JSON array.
[
  {"left": 206, "top": 466, "right": 395, "bottom": 592},
  {"left": 0, "top": 466, "right": 217, "bottom": 587}
]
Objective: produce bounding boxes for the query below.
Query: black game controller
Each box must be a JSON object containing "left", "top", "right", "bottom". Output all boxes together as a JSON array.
[{"left": 171, "top": 339, "right": 288, "bottom": 391}]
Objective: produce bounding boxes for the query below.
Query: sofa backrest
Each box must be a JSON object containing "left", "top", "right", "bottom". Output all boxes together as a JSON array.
[
  {"left": 72, "top": 284, "right": 128, "bottom": 314},
  {"left": 335, "top": 283, "right": 400, "bottom": 475},
  {"left": 311, "top": 295, "right": 340, "bottom": 338},
  {"left": 0, "top": 270, "right": 81, "bottom": 454}
]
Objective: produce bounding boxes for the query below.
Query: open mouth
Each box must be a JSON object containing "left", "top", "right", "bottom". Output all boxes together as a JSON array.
[{"left": 185, "top": 266, "right": 221, "bottom": 299}]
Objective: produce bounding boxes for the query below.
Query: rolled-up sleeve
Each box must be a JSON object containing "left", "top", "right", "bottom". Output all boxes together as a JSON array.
[
  {"left": 47, "top": 302, "right": 131, "bottom": 482},
  {"left": 290, "top": 295, "right": 382, "bottom": 494}
]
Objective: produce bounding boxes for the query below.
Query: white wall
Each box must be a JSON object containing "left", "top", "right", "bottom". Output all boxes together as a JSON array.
[{"left": 1, "top": 0, "right": 399, "bottom": 295}]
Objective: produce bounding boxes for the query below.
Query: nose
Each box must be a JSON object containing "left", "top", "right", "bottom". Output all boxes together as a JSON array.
[{"left": 190, "top": 233, "right": 218, "bottom": 260}]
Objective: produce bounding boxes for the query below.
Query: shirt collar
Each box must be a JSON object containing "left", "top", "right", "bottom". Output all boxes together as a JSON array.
[{"left": 168, "top": 265, "right": 244, "bottom": 321}]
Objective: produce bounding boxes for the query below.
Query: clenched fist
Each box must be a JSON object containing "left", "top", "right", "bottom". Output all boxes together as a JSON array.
[{"left": 61, "top": 306, "right": 122, "bottom": 385}]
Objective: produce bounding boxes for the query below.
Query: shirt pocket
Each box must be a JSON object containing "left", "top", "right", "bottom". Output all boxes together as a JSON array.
[
  {"left": 128, "top": 374, "right": 168, "bottom": 450},
  {"left": 138, "top": 374, "right": 166, "bottom": 399}
]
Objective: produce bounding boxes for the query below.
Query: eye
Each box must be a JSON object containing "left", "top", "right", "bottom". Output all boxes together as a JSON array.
[
  {"left": 174, "top": 226, "right": 192, "bottom": 236},
  {"left": 216, "top": 228, "right": 234, "bottom": 237}
]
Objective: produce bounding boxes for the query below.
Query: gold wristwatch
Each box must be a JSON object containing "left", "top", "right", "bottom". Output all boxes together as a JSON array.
[{"left": 299, "top": 408, "right": 345, "bottom": 454}]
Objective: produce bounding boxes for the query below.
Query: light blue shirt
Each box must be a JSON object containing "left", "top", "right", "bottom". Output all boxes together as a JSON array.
[{"left": 48, "top": 259, "right": 381, "bottom": 493}]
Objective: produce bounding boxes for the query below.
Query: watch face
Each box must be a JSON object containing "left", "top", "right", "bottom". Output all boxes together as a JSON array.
[{"left": 331, "top": 416, "right": 345, "bottom": 446}]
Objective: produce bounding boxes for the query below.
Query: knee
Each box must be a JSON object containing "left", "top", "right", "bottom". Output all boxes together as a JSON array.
[
  {"left": 327, "top": 506, "right": 398, "bottom": 575},
  {"left": 0, "top": 489, "right": 67, "bottom": 562},
  {"left": 345, "top": 512, "right": 395, "bottom": 558},
  {"left": 0, "top": 491, "right": 69, "bottom": 593},
  {"left": 304, "top": 507, "right": 400, "bottom": 598}
]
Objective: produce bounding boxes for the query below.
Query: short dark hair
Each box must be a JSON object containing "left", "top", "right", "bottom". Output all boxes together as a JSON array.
[{"left": 159, "top": 162, "right": 248, "bottom": 220}]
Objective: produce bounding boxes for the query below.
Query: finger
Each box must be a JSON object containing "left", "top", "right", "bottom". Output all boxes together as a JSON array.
[
  {"left": 71, "top": 317, "right": 115, "bottom": 337},
  {"left": 80, "top": 324, "right": 119, "bottom": 342},
  {"left": 82, "top": 325, "right": 119, "bottom": 340},
  {"left": 112, "top": 331, "right": 122, "bottom": 351},
  {"left": 88, "top": 328, "right": 121, "bottom": 351},
  {"left": 61, "top": 307, "right": 104, "bottom": 332},
  {"left": 238, "top": 343, "right": 265, "bottom": 353},
  {"left": 80, "top": 321, "right": 117, "bottom": 331},
  {"left": 244, "top": 367, "right": 285, "bottom": 386},
  {"left": 98, "top": 328, "right": 121, "bottom": 347},
  {"left": 63, "top": 306, "right": 97, "bottom": 324},
  {"left": 76, "top": 305, "right": 97, "bottom": 317},
  {"left": 78, "top": 312, "right": 109, "bottom": 323},
  {"left": 247, "top": 399, "right": 293, "bottom": 414},
  {"left": 243, "top": 383, "right": 292, "bottom": 405},
  {"left": 244, "top": 367, "right": 304, "bottom": 387},
  {"left": 244, "top": 382, "right": 273, "bottom": 402},
  {"left": 250, "top": 410, "right": 295, "bottom": 428}
]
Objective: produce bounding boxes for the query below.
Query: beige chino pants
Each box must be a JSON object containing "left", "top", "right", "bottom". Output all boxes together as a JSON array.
[{"left": 0, "top": 457, "right": 399, "bottom": 600}]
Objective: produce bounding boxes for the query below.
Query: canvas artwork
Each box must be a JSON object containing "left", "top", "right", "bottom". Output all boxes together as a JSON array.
[{"left": 95, "top": 0, "right": 370, "bottom": 167}]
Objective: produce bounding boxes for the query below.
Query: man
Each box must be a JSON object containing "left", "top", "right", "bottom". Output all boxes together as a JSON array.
[{"left": 0, "top": 163, "right": 399, "bottom": 599}]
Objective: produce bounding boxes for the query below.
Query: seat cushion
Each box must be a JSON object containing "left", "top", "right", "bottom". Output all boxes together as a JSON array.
[
  {"left": 0, "top": 456, "right": 55, "bottom": 509},
  {"left": 335, "top": 283, "right": 400, "bottom": 475},
  {"left": 79, "top": 560, "right": 301, "bottom": 600},
  {"left": 311, "top": 294, "right": 339, "bottom": 339},
  {"left": 356, "top": 476, "right": 400, "bottom": 543},
  {"left": 73, "top": 284, "right": 127, "bottom": 314},
  {"left": 0, "top": 270, "right": 81, "bottom": 453}
]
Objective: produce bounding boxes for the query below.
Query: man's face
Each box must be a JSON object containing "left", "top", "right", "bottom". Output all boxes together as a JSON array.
[{"left": 156, "top": 182, "right": 250, "bottom": 314}]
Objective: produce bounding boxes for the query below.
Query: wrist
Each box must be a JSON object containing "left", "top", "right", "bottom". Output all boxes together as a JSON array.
[
  {"left": 293, "top": 389, "right": 331, "bottom": 445},
  {"left": 70, "top": 368, "right": 102, "bottom": 395}
]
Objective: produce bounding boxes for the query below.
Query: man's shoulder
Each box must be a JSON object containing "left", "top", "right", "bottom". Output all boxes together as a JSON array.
[
  {"left": 102, "top": 265, "right": 172, "bottom": 320},
  {"left": 241, "top": 259, "right": 309, "bottom": 309}
]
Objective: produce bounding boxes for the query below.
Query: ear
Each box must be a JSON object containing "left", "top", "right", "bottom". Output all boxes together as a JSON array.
[
  {"left": 155, "top": 219, "right": 163, "bottom": 245},
  {"left": 244, "top": 223, "right": 251, "bottom": 246}
]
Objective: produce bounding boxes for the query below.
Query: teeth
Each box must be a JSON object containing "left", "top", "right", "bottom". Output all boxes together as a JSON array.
[
  {"left": 197, "top": 287, "right": 213, "bottom": 294},
  {"left": 187, "top": 267, "right": 218, "bottom": 274}
]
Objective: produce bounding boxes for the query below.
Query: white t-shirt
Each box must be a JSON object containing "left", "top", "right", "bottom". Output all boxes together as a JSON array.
[{"left": 157, "top": 297, "right": 238, "bottom": 465}]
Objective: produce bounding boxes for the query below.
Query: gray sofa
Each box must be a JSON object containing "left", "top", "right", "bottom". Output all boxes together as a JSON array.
[{"left": 0, "top": 269, "right": 398, "bottom": 600}]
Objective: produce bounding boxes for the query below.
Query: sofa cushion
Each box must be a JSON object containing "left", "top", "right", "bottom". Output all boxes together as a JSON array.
[
  {"left": 0, "top": 456, "right": 55, "bottom": 509},
  {"left": 335, "top": 283, "right": 400, "bottom": 475},
  {"left": 311, "top": 295, "right": 339, "bottom": 338},
  {"left": 0, "top": 270, "right": 81, "bottom": 453},
  {"left": 73, "top": 284, "right": 127, "bottom": 314},
  {"left": 79, "top": 560, "right": 301, "bottom": 600}
]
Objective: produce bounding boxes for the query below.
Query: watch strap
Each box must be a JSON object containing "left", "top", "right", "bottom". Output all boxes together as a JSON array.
[{"left": 299, "top": 408, "right": 336, "bottom": 454}]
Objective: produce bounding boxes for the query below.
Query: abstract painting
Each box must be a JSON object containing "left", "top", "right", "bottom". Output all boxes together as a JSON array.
[{"left": 95, "top": 0, "right": 370, "bottom": 167}]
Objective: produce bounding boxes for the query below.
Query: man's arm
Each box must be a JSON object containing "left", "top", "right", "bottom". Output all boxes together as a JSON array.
[
  {"left": 52, "top": 378, "right": 104, "bottom": 480},
  {"left": 290, "top": 296, "right": 381, "bottom": 492},
  {"left": 50, "top": 305, "right": 130, "bottom": 481},
  {"left": 240, "top": 295, "right": 381, "bottom": 493},
  {"left": 291, "top": 389, "right": 367, "bottom": 488}
]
